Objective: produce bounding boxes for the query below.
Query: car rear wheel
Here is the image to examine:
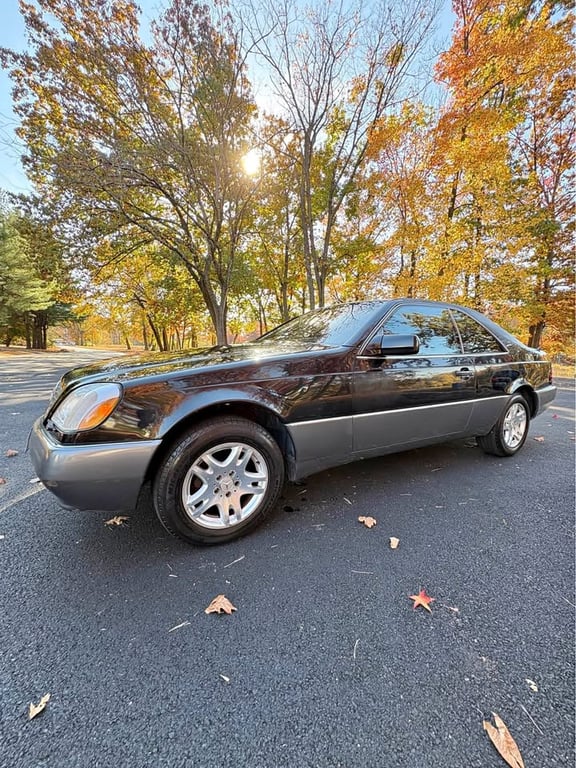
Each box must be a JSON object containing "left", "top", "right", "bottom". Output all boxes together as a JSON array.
[
  {"left": 153, "top": 416, "right": 285, "bottom": 545},
  {"left": 477, "top": 394, "right": 530, "bottom": 457}
]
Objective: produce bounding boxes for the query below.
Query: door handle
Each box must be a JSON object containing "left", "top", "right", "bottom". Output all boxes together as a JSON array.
[{"left": 455, "top": 367, "right": 474, "bottom": 380}]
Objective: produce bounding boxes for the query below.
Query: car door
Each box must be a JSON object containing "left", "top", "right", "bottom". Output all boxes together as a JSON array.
[
  {"left": 449, "top": 308, "right": 516, "bottom": 434},
  {"left": 352, "top": 303, "right": 477, "bottom": 454}
]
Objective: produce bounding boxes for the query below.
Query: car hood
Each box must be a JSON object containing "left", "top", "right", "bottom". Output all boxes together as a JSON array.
[{"left": 59, "top": 340, "right": 340, "bottom": 388}]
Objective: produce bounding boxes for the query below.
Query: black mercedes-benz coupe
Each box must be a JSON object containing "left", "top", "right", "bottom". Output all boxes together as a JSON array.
[{"left": 30, "top": 299, "right": 556, "bottom": 544}]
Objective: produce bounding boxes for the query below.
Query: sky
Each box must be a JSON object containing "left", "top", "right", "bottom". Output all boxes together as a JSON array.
[{"left": 0, "top": 0, "right": 455, "bottom": 196}]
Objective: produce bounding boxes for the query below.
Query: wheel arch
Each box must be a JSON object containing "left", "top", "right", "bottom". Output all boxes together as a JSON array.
[
  {"left": 510, "top": 383, "right": 537, "bottom": 417},
  {"left": 144, "top": 400, "right": 297, "bottom": 485}
]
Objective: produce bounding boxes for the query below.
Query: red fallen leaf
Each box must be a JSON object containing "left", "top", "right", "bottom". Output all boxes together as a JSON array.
[
  {"left": 409, "top": 589, "right": 435, "bottom": 613},
  {"left": 205, "top": 594, "right": 237, "bottom": 615},
  {"left": 5, "top": 449, "right": 18, "bottom": 458},
  {"left": 552, "top": 414, "right": 559, "bottom": 419},
  {"left": 483, "top": 712, "right": 525, "bottom": 768}
]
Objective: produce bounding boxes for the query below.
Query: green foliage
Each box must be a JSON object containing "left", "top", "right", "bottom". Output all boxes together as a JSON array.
[{"left": 0, "top": 212, "right": 55, "bottom": 345}]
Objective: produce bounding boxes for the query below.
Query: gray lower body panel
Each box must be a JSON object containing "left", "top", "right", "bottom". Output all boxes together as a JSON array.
[
  {"left": 535, "top": 384, "right": 557, "bottom": 414},
  {"left": 29, "top": 418, "right": 161, "bottom": 511}
]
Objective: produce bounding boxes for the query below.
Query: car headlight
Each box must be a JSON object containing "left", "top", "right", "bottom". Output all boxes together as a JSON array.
[{"left": 51, "top": 383, "right": 122, "bottom": 433}]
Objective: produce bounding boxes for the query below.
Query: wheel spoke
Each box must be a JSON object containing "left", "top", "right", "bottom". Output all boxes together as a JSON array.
[
  {"left": 215, "top": 499, "right": 231, "bottom": 526},
  {"left": 186, "top": 486, "right": 214, "bottom": 518},
  {"left": 236, "top": 475, "right": 266, "bottom": 496},
  {"left": 181, "top": 440, "right": 270, "bottom": 530}
]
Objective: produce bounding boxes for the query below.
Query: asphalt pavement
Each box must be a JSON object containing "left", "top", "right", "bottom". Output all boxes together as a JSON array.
[{"left": 0, "top": 349, "right": 574, "bottom": 768}]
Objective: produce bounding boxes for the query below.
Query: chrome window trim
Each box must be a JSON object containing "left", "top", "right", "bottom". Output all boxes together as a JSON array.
[
  {"left": 356, "top": 352, "right": 507, "bottom": 360},
  {"left": 286, "top": 395, "right": 510, "bottom": 428}
]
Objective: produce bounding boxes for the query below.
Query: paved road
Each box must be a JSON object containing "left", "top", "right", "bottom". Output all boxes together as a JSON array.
[{"left": 0, "top": 350, "right": 574, "bottom": 768}]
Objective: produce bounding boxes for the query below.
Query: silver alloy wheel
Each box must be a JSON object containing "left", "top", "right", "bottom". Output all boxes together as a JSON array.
[
  {"left": 502, "top": 402, "right": 528, "bottom": 449},
  {"left": 181, "top": 442, "right": 268, "bottom": 529}
]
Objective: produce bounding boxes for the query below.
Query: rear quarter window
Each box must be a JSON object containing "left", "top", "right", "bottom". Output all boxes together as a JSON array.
[{"left": 451, "top": 310, "right": 505, "bottom": 353}]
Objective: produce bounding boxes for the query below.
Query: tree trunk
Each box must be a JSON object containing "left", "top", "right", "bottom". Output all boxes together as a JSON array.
[
  {"left": 142, "top": 317, "right": 149, "bottom": 350},
  {"left": 528, "top": 320, "right": 545, "bottom": 349}
]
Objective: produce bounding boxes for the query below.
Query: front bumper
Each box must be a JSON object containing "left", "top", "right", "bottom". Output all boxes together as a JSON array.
[{"left": 29, "top": 417, "right": 162, "bottom": 511}]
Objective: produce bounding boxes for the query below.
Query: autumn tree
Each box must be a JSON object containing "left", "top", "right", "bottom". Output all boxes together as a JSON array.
[
  {"left": 2, "top": 0, "right": 260, "bottom": 344},
  {"left": 88, "top": 235, "right": 207, "bottom": 350},
  {"left": 432, "top": 0, "right": 574, "bottom": 345},
  {"left": 366, "top": 102, "right": 437, "bottom": 299},
  {"left": 243, "top": 0, "right": 440, "bottom": 309},
  {"left": 244, "top": 116, "right": 306, "bottom": 325}
]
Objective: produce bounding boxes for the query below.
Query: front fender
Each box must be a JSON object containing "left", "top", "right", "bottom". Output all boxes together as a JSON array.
[{"left": 154, "top": 383, "right": 288, "bottom": 438}]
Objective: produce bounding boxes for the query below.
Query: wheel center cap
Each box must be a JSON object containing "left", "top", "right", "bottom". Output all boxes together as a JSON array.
[{"left": 221, "top": 477, "right": 235, "bottom": 493}]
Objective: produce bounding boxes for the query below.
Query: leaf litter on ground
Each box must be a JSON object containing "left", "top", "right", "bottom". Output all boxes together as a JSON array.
[
  {"left": 29, "top": 693, "right": 50, "bottom": 720},
  {"left": 104, "top": 515, "right": 130, "bottom": 526},
  {"left": 205, "top": 595, "right": 237, "bottom": 615},
  {"left": 409, "top": 589, "right": 435, "bottom": 612},
  {"left": 483, "top": 712, "right": 525, "bottom": 768}
]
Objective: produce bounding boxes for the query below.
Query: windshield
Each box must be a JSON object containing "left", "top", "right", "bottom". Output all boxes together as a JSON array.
[{"left": 255, "top": 303, "right": 385, "bottom": 347}]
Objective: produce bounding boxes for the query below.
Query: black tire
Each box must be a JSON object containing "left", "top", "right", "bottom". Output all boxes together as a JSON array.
[
  {"left": 153, "top": 416, "right": 285, "bottom": 545},
  {"left": 477, "top": 394, "right": 530, "bottom": 457}
]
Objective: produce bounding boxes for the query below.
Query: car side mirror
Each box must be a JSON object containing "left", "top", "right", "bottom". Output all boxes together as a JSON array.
[{"left": 364, "top": 333, "right": 420, "bottom": 357}]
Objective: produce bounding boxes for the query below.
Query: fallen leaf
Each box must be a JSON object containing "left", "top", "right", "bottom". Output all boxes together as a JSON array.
[
  {"left": 29, "top": 693, "right": 50, "bottom": 720},
  {"left": 389, "top": 536, "right": 400, "bottom": 549},
  {"left": 104, "top": 516, "right": 130, "bottom": 526},
  {"left": 533, "top": 436, "right": 545, "bottom": 442},
  {"left": 409, "top": 589, "right": 435, "bottom": 613},
  {"left": 5, "top": 449, "right": 18, "bottom": 458},
  {"left": 483, "top": 712, "right": 525, "bottom": 768},
  {"left": 525, "top": 678, "right": 538, "bottom": 692},
  {"left": 205, "top": 595, "right": 237, "bottom": 615},
  {"left": 552, "top": 414, "right": 559, "bottom": 419},
  {"left": 358, "top": 516, "right": 377, "bottom": 528},
  {"left": 0, "top": 478, "right": 6, "bottom": 485}
]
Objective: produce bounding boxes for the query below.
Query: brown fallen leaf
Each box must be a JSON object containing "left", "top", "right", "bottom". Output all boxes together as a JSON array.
[
  {"left": 104, "top": 516, "right": 130, "bottom": 526},
  {"left": 0, "top": 478, "right": 6, "bottom": 485},
  {"left": 358, "top": 516, "right": 377, "bottom": 528},
  {"left": 483, "top": 712, "right": 525, "bottom": 768},
  {"left": 389, "top": 536, "right": 400, "bottom": 549},
  {"left": 409, "top": 589, "right": 435, "bottom": 613},
  {"left": 5, "top": 449, "right": 18, "bottom": 458},
  {"left": 533, "top": 436, "right": 545, "bottom": 442},
  {"left": 29, "top": 693, "right": 50, "bottom": 720},
  {"left": 205, "top": 594, "right": 237, "bottom": 615}
]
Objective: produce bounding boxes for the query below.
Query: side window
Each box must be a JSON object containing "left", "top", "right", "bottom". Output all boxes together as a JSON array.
[
  {"left": 451, "top": 310, "right": 505, "bottom": 353},
  {"left": 380, "top": 305, "right": 462, "bottom": 355}
]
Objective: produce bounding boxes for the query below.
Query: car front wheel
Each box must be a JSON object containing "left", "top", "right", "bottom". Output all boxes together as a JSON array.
[
  {"left": 153, "top": 416, "right": 285, "bottom": 545},
  {"left": 477, "top": 394, "right": 530, "bottom": 457}
]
